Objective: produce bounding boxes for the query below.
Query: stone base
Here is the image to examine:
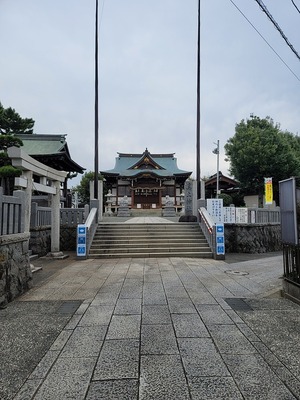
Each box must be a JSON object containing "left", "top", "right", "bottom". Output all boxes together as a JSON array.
[
  {"left": 45, "top": 251, "right": 69, "bottom": 260},
  {"left": 162, "top": 207, "right": 176, "bottom": 217}
]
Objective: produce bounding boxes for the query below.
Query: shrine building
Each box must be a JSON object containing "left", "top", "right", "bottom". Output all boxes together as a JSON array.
[{"left": 101, "top": 149, "right": 192, "bottom": 210}]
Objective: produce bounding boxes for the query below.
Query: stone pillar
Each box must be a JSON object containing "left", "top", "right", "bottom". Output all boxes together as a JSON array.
[
  {"left": 22, "top": 170, "right": 33, "bottom": 233},
  {"left": 50, "top": 180, "right": 61, "bottom": 254}
]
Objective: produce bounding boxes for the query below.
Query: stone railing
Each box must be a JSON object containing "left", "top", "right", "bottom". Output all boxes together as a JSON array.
[
  {"left": 0, "top": 187, "right": 25, "bottom": 235},
  {"left": 30, "top": 203, "right": 89, "bottom": 229}
]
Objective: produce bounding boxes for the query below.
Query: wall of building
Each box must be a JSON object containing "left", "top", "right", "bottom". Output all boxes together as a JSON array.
[
  {"left": 0, "top": 233, "right": 33, "bottom": 308},
  {"left": 225, "top": 223, "right": 281, "bottom": 253}
]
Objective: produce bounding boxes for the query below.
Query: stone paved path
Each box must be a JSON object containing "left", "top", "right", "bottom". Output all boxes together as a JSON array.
[{"left": 1, "top": 254, "right": 300, "bottom": 399}]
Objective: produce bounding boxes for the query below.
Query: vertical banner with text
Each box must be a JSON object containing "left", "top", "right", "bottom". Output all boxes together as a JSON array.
[{"left": 264, "top": 177, "right": 273, "bottom": 205}]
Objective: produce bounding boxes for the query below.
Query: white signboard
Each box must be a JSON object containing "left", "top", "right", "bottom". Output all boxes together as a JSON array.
[
  {"left": 235, "top": 208, "right": 248, "bottom": 223},
  {"left": 207, "top": 199, "right": 224, "bottom": 223},
  {"left": 223, "top": 207, "right": 236, "bottom": 223}
]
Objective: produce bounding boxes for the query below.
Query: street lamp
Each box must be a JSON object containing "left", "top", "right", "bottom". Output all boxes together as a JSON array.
[{"left": 212, "top": 140, "right": 219, "bottom": 198}]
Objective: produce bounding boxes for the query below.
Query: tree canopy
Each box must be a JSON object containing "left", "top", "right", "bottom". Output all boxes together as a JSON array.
[
  {"left": 0, "top": 102, "right": 35, "bottom": 135},
  {"left": 74, "top": 171, "right": 107, "bottom": 206},
  {"left": 0, "top": 102, "right": 34, "bottom": 193},
  {"left": 224, "top": 115, "right": 300, "bottom": 203}
]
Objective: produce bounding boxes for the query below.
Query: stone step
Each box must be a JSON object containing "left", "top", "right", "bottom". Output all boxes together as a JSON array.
[
  {"left": 92, "top": 242, "right": 210, "bottom": 250},
  {"left": 92, "top": 238, "right": 208, "bottom": 245},
  {"left": 89, "top": 251, "right": 213, "bottom": 259},
  {"left": 89, "top": 222, "right": 212, "bottom": 259}
]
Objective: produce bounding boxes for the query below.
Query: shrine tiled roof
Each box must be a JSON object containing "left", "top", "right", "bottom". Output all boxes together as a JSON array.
[
  {"left": 101, "top": 149, "right": 191, "bottom": 179},
  {"left": 15, "top": 134, "right": 85, "bottom": 173}
]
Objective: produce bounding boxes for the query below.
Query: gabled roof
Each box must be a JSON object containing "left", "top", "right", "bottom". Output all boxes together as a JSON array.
[
  {"left": 205, "top": 172, "right": 239, "bottom": 189},
  {"left": 101, "top": 148, "right": 192, "bottom": 179},
  {"left": 15, "top": 134, "right": 85, "bottom": 174}
]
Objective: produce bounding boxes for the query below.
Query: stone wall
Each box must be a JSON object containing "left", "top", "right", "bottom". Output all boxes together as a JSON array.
[
  {"left": 60, "top": 226, "right": 77, "bottom": 251},
  {"left": 0, "top": 233, "right": 33, "bottom": 308},
  {"left": 29, "top": 227, "right": 51, "bottom": 257},
  {"left": 29, "top": 226, "right": 77, "bottom": 254},
  {"left": 225, "top": 223, "right": 281, "bottom": 253}
]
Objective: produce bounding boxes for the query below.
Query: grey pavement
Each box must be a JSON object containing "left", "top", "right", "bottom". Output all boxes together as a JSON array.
[{"left": 1, "top": 251, "right": 300, "bottom": 399}]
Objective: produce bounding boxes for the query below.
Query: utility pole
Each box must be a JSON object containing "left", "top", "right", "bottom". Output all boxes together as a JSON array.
[
  {"left": 94, "top": 0, "right": 99, "bottom": 199},
  {"left": 196, "top": 0, "right": 201, "bottom": 199}
]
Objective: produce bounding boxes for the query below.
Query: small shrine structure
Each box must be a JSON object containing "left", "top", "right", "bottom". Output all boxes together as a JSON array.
[{"left": 101, "top": 149, "right": 192, "bottom": 210}]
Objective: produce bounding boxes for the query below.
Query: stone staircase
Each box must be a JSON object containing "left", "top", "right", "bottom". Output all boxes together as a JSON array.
[{"left": 89, "top": 223, "right": 213, "bottom": 258}]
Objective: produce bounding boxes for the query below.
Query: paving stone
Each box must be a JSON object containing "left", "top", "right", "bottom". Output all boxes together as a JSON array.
[
  {"left": 86, "top": 379, "right": 139, "bottom": 400},
  {"left": 114, "top": 298, "right": 142, "bottom": 315},
  {"left": 140, "top": 355, "right": 190, "bottom": 400},
  {"left": 93, "top": 339, "right": 139, "bottom": 380},
  {"left": 119, "top": 285, "right": 143, "bottom": 299},
  {"left": 143, "top": 284, "right": 167, "bottom": 305},
  {"left": 272, "top": 366, "right": 300, "bottom": 399},
  {"left": 29, "top": 351, "right": 60, "bottom": 379},
  {"left": 237, "top": 323, "right": 261, "bottom": 342},
  {"left": 91, "top": 293, "right": 119, "bottom": 306},
  {"left": 189, "top": 376, "right": 243, "bottom": 399},
  {"left": 78, "top": 305, "right": 114, "bottom": 326},
  {"left": 141, "top": 324, "right": 178, "bottom": 355},
  {"left": 106, "top": 315, "right": 141, "bottom": 339},
  {"left": 64, "top": 314, "right": 82, "bottom": 330},
  {"left": 49, "top": 330, "right": 72, "bottom": 351},
  {"left": 208, "top": 324, "right": 256, "bottom": 354},
  {"left": 33, "top": 357, "right": 96, "bottom": 400},
  {"left": 172, "top": 313, "right": 209, "bottom": 338},
  {"left": 223, "top": 353, "right": 296, "bottom": 400},
  {"left": 168, "top": 298, "right": 197, "bottom": 314},
  {"left": 196, "top": 304, "right": 233, "bottom": 324},
  {"left": 60, "top": 325, "right": 106, "bottom": 357},
  {"left": 13, "top": 379, "right": 43, "bottom": 400},
  {"left": 164, "top": 286, "right": 190, "bottom": 299},
  {"left": 142, "top": 305, "right": 172, "bottom": 324},
  {"left": 178, "top": 338, "right": 230, "bottom": 377}
]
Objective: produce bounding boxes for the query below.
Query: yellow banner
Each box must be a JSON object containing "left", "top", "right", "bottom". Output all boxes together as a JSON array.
[{"left": 264, "top": 177, "right": 273, "bottom": 205}]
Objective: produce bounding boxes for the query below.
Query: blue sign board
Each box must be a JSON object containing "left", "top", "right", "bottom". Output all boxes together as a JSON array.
[
  {"left": 216, "top": 223, "right": 225, "bottom": 255},
  {"left": 216, "top": 224, "right": 224, "bottom": 234},
  {"left": 77, "top": 225, "right": 86, "bottom": 235},
  {"left": 217, "top": 245, "right": 225, "bottom": 254},
  {"left": 78, "top": 236, "right": 86, "bottom": 245},
  {"left": 77, "top": 224, "right": 87, "bottom": 257},
  {"left": 77, "top": 245, "right": 86, "bottom": 256}
]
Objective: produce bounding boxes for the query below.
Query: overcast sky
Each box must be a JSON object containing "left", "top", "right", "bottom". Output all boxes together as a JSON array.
[{"left": 1, "top": 0, "right": 300, "bottom": 187}]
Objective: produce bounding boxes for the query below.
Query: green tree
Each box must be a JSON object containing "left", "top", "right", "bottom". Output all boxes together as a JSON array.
[
  {"left": 224, "top": 115, "right": 300, "bottom": 204},
  {"left": 0, "top": 135, "right": 23, "bottom": 194},
  {"left": 0, "top": 102, "right": 34, "bottom": 134},
  {"left": 74, "top": 171, "right": 107, "bottom": 206},
  {"left": 0, "top": 102, "right": 35, "bottom": 193}
]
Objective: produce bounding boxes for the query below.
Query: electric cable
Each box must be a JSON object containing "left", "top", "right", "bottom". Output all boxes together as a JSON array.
[
  {"left": 254, "top": 0, "right": 300, "bottom": 61},
  {"left": 229, "top": 0, "right": 300, "bottom": 82},
  {"left": 291, "top": 0, "right": 300, "bottom": 15}
]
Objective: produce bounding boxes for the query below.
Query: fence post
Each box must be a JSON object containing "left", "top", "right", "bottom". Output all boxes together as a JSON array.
[
  {"left": 30, "top": 202, "right": 38, "bottom": 228},
  {"left": 13, "top": 190, "right": 25, "bottom": 233},
  {"left": 0, "top": 187, "right": 3, "bottom": 235}
]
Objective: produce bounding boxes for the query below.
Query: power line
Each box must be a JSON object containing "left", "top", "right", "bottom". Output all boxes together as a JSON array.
[
  {"left": 254, "top": 0, "right": 300, "bottom": 62},
  {"left": 229, "top": 0, "right": 300, "bottom": 82},
  {"left": 291, "top": 0, "right": 300, "bottom": 15}
]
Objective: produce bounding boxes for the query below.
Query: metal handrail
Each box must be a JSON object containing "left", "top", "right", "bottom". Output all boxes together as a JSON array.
[{"left": 198, "top": 207, "right": 215, "bottom": 256}]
